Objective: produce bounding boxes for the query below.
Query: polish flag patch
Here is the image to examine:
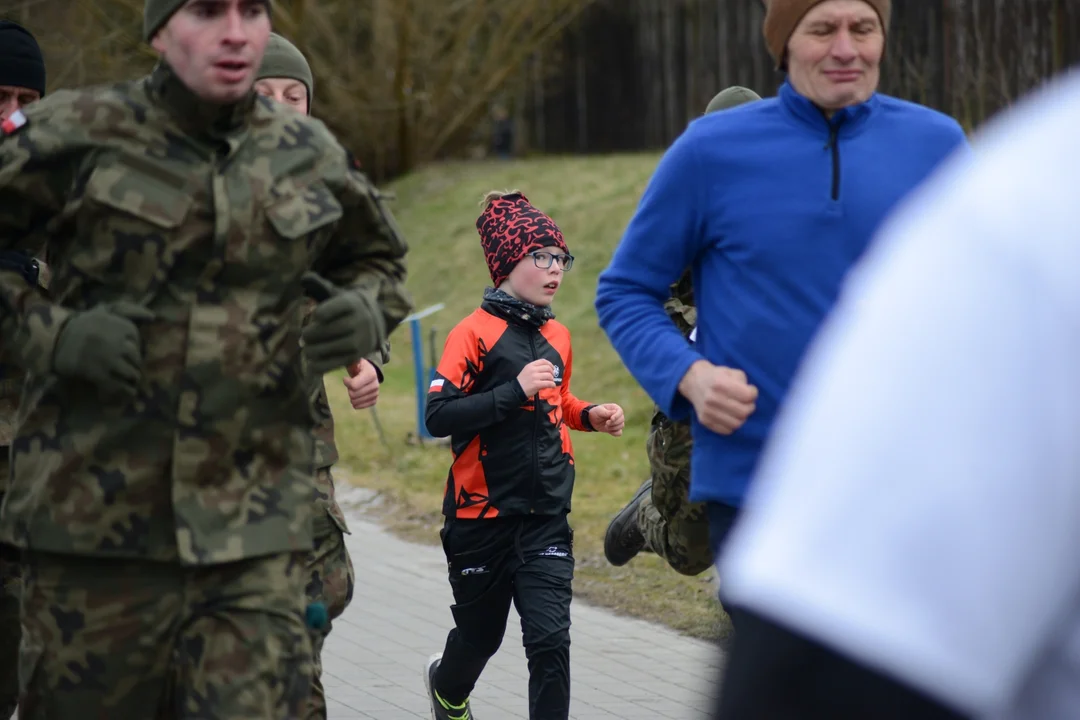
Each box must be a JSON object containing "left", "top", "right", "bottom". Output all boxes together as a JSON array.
[
  {"left": 1, "top": 110, "right": 27, "bottom": 136},
  {"left": 429, "top": 378, "right": 445, "bottom": 391}
]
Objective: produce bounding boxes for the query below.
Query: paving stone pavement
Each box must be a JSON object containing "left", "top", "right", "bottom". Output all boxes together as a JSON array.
[
  {"left": 3, "top": 492, "right": 724, "bottom": 720},
  {"left": 322, "top": 490, "right": 725, "bottom": 720}
]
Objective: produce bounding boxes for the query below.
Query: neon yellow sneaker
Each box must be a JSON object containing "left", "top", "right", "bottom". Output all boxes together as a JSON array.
[{"left": 424, "top": 652, "right": 475, "bottom": 720}]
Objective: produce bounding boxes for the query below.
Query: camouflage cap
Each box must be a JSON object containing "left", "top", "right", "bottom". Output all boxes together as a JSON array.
[
  {"left": 256, "top": 33, "right": 314, "bottom": 111},
  {"left": 704, "top": 86, "right": 762, "bottom": 115}
]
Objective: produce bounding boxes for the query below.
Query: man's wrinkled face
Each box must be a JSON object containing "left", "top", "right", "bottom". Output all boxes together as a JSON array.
[
  {"left": 0, "top": 85, "right": 41, "bottom": 121},
  {"left": 254, "top": 77, "right": 309, "bottom": 114},
  {"left": 151, "top": 0, "right": 271, "bottom": 104},
  {"left": 786, "top": 0, "right": 884, "bottom": 113}
]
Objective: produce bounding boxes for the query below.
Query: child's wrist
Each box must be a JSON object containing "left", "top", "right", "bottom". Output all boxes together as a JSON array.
[
  {"left": 511, "top": 379, "right": 529, "bottom": 402},
  {"left": 581, "top": 404, "right": 599, "bottom": 431}
]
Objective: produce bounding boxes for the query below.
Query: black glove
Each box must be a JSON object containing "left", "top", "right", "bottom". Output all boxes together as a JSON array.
[
  {"left": 301, "top": 272, "right": 384, "bottom": 376},
  {"left": 53, "top": 302, "right": 154, "bottom": 397}
]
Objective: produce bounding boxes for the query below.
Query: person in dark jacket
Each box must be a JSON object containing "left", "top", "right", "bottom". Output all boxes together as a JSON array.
[
  {"left": 0, "top": 18, "right": 47, "bottom": 718},
  {"left": 423, "top": 190, "right": 624, "bottom": 720}
]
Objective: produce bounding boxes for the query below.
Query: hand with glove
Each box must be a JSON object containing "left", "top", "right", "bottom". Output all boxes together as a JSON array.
[
  {"left": 301, "top": 272, "right": 385, "bottom": 376},
  {"left": 52, "top": 302, "right": 154, "bottom": 398}
]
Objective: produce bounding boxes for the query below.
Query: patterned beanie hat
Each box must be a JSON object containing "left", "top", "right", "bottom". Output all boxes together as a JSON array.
[{"left": 476, "top": 191, "right": 569, "bottom": 288}]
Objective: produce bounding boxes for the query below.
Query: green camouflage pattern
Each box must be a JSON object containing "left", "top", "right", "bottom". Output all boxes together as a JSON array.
[
  {"left": 635, "top": 269, "right": 711, "bottom": 576},
  {"left": 637, "top": 413, "right": 711, "bottom": 576},
  {"left": 0, "top": 366, "right": 18, "bottom": 450},
  {"left": 663, "top": 269, "right": 696, "bottom": 335},
  {"left": 304, "top": 486, "right": 355, "bottom": 720},
  {"left": 17, "top": 550, "right": 312, "bottom": 718},
  {"left": 306, "top": 328, "right": 388, "bottom": 473},
  {"left": 0, "top": 259, "right": 48, "bottom": 482},
  {"left": 0, "top": 61, "right": 412, "bottom": 566},
  {"left": 0, "top": 453, "right": 18, "bottom": 719},
  {"left": 304, "top": 299, "right": 389, "bottom": 532},
  {"left": 0, "top": 540, "right": 16, "bottom": 719}
]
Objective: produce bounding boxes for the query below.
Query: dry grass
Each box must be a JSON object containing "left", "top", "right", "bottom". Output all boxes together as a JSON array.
[{"left": 325, "top": 153, "right": 732, "bottom": 642}]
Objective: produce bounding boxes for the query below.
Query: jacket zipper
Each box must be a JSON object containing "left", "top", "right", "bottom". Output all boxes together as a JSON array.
[
  {"left": 528, "top": 332, "right": 541, "bottom": 513},
  {"left": 822, "top": 113, "right": 844, "bottom": 201}
]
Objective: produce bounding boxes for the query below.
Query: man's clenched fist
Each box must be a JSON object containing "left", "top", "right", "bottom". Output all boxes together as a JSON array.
[
  {"left": 343, "top": 358, "right": 380, "bottom": 409},
  {"left": 678, "top": 360, "right": 757, "bottom": 435}
]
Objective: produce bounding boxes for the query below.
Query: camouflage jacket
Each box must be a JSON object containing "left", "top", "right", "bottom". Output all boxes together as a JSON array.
[
  {"left": 0, "top": 62, "right": 412, "bottom": 564},
  {"left": 649, "top": 269, "right": 696, "bottom": 458},
  {"left": 306, "top": 310, "right": 390, "bottom": 535},
  {"left": 664, "top": 269, "right": 696, "bottom": 338},
  {"left": 0, "top": 257, "right": 48, "bottom": 495}
]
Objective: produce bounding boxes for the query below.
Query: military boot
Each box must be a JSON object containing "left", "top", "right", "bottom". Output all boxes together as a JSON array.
[{"left": 603, "top": 479, "right": 652, "bottom": 566}]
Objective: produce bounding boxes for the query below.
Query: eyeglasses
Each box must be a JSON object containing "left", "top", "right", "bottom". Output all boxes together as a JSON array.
[{"left": 527, "top": 251, "right": 574, "bottom": 271}]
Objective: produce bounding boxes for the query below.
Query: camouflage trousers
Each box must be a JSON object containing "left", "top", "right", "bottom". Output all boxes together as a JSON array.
[
  {"left": 0, "top": 512, "right": 18, "bottom": 720},
  {"left": 636, "top": 415, "right": 713, "bottom": 576},
  {"left": 17, "top": 550, "right": 313, "bottom": 719},
  {"left": 0, "top": 449, "right": 20, "bottom": 718},
  {"left": 305, "top": 469, "right": 356, "bottom": 720}
]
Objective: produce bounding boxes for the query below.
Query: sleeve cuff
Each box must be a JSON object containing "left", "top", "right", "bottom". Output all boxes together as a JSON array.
[
  {"left": 26, "top": 303, "right": 74, "bottom": 376},
  {"left": 364, "top": 354, "right": 385, "bottom": 383},
  {"left": 580, "top": 404, "right": 598, "bottom": 431}
]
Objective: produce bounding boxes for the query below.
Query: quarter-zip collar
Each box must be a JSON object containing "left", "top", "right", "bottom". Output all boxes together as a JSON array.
[{"left": 779, "top": 79, "right": 878, "bottom": 136}]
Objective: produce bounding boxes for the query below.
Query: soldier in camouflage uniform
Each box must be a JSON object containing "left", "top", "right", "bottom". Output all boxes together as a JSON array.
[
  {"left": 254, "top": 33, "right": 390, "bottom": 720},
  {"left": 603, "top": 86, "right": 762, "bottom": 576},
  {"left": 0, "top": 18, "right": 47, "bottom": 719},
  {"left": 0, "top": 1, "right": 411, "bottom": 717}
]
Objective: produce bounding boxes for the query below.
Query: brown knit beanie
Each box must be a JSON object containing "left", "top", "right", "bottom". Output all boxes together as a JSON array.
[{"left": 762, "top": 0, "right": 890, "bottom": 69}]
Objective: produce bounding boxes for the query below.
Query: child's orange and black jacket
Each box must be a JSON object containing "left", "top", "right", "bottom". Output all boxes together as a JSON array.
[{"left": 426, "top": 299, "right": 597, "bottom": 520}]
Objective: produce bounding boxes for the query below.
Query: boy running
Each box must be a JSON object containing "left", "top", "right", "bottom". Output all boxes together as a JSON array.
[{"left": 423, "top": 191, "right": 624, "bottom": 720}]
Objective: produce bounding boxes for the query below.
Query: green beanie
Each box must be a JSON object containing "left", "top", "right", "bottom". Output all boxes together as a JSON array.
[
  {"left": 143, "top": 0, "right": 186, "bottom": 41},
  {"left": 255, "top": 33, "right": 314, "bottom": 111},
  {"left": 704, "top": 86, "right": 762, "bottom": 115},
  {"left": 143, "top": 0, "right": 273, "bottom": 42}
]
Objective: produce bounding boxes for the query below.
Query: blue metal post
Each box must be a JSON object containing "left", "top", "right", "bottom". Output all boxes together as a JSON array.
[
  {"left": 405, "top": 303, "right": 445, "bottom": 442},
  {"left": 410, "top": 317, "right": 431, "bottom": 440}
]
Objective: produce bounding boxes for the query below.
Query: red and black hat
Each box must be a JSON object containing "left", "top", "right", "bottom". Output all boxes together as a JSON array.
[{"left": 476, "top": 192, "right": 569, "bottom": 288}]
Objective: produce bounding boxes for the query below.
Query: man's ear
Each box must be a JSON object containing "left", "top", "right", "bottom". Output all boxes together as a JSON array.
[{"left": 150, "top": 29, "right": 167, "bottom": 54}]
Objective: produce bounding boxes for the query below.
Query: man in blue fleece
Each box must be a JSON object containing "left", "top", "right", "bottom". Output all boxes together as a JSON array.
[{"left": 595, "top": 0, "right": 968, "bottom": 572}]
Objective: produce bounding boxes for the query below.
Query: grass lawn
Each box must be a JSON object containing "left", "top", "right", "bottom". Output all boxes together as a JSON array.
[{"left": 325, "top": 152, "right": 731, "bottom": 642}]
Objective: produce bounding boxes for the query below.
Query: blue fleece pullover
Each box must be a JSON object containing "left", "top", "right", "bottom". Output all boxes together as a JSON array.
[{"left": 596, "top": 81, "right": 968, "bottom": 507}]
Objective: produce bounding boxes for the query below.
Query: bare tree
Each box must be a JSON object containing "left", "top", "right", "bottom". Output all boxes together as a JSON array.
[
  {"left": 272, "top": 0, "right": 599, "bottom": 177},
  {"left": 14, "top": 0, "right": 596, "bottom": 180}
]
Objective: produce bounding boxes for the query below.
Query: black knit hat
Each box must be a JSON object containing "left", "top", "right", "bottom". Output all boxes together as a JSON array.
[{"left": 0, "top": 21, "right": 45, "bottom": 97}]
